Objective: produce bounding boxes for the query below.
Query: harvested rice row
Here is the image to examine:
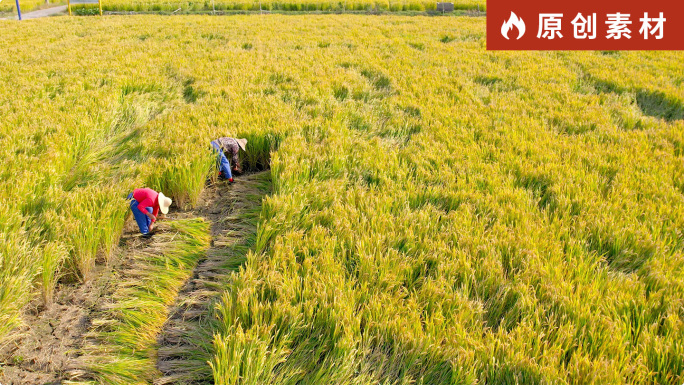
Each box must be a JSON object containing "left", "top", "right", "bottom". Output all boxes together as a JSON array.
[{"left": 74, "top": 218, "right": 211, "bottom": 385}]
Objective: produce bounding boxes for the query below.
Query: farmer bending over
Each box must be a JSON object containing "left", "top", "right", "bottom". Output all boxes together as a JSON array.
[
  {"left": 211, "top": 137, "right": 247, "bottom": 182},
  {"left": 127, "top": 188, "right": 172, "bottom": 238}
]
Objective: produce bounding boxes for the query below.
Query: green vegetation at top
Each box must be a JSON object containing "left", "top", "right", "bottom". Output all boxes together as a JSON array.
[
  {"left": 0, "top": 14, "right": 682, "bottom": 385},
  {"left": 71, "top": 0, "right": 483, "bottom": 14},
  {"left": 1, "top": 0, "right": 484, "bottom": 17}
]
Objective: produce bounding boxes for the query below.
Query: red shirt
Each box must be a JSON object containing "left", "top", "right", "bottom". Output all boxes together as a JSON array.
[{"left": 133, "top": 188, "right": 159, "bottom": 221}]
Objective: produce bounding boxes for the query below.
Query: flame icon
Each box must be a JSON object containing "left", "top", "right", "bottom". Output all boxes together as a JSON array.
[{"left": 501, "top": 12, "right": 526, "bottom": 40}]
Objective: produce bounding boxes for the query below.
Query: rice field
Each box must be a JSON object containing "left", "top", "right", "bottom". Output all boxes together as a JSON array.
[
  {"left": 1, "top": 0, "right": 483, "bottom": 14},
  {"left": 1, "top": 14, "right": 683, "bottom": 385},
  {"left": 94, "top": 0, "right": 483, "bottom": 13}
]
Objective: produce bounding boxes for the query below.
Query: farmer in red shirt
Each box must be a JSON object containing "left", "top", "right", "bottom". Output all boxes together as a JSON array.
[{"left": 127, "top": 188, "right": 172, "bottom": 238}]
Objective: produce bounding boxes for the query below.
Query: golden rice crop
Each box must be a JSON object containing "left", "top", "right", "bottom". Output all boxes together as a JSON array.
[
  {"left": 1, "top": 0, "right": 484, "bottom": 18},
  {"left": 93, "top": 0, "right": 484, "bottom": 13},
  {"left": 0, "top": 14, "right": 682, "bottom": 384}
]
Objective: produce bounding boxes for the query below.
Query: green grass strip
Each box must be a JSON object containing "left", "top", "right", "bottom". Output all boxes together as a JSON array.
[{"left": 83, "top": 218, "right": 211, "bottom": 385}]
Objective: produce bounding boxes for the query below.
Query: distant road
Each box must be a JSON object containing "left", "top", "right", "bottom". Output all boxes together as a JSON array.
[{"left": 20, "top": 5, "right": 67, "bottom": 19}]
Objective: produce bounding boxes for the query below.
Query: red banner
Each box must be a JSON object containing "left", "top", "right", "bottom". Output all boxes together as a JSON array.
[{"left": 487, "top": 0, "right": 684, "bottom": 50}]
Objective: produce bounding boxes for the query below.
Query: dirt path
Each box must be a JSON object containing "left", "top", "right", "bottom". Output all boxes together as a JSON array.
[
  {"left": 21, "top": 5, "right": 67, "bottom": 19},
  {"left": 0, "top": 171, "right": 270, "bottom": 385},
  {"left": 156, "top": 171, "right": 271, "bottom": 385}
]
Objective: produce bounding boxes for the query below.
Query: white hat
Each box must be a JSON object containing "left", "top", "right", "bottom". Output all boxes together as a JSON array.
[
  {"left": 236, "top": 138, "right": 248, "bottom": 152},
  {"left": 158, "top": 192, "right": 172, "bottom": 215}
]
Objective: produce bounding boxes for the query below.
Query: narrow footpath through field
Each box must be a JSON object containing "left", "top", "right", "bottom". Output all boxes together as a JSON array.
[
  {"left": 22, "top": 6, "right": 67, "bottom": 19},
  {"left": 0, "top": 171, "right": 270, "bottom": 385},
  {"left": 155, "top": 171, "right": 270, "bottom": 385},
  {"left": 2, "top": 5, "right": 68, "bottom": 20}
]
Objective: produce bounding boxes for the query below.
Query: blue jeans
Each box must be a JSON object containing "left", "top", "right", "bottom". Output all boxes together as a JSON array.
[
  {"left": 128, "top": 193, "right": 153, "bottom": 234},
  {"left": 211, "top": 141, "right": 233, "bottom": 180}
]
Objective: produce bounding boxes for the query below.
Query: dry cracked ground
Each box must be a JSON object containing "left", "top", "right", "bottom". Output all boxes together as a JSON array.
[{"left": 0, "top": 171, "right": 270, "bottom": 385}]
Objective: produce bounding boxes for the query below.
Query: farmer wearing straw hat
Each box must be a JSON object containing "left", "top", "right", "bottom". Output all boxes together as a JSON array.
[
  {"left": 211, "top": 137, "right": 248, "bottom": 183},
  {"left": 127, "top": 188, "right": 172, "bottom": 238}
]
